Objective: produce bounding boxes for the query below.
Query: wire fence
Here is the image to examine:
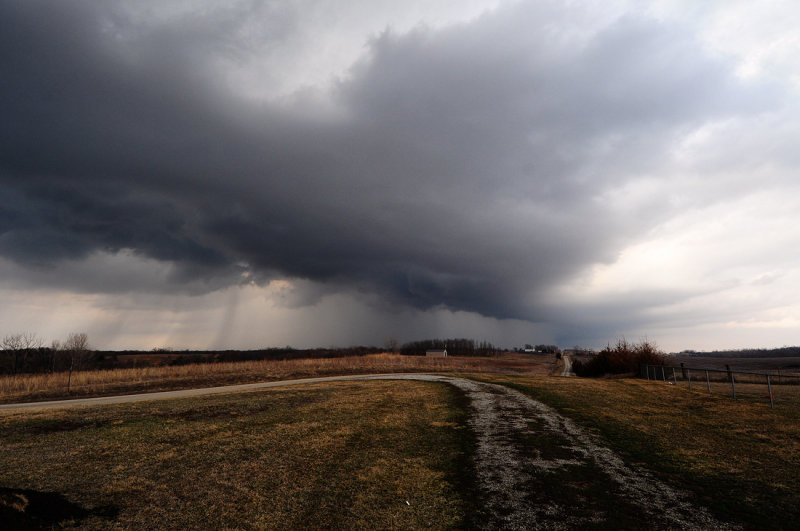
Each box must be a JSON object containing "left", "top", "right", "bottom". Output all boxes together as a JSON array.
[{"left": 640, "top": 363, "right": 800, "bottom": 408}]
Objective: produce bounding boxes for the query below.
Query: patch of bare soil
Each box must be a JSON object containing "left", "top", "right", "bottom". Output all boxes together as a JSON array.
[
  {"left": 377, "top": 375, "right": 737, "bottom": 530},
  {"left": 0, "top": 487, "right": 117, "bottom": 529}
]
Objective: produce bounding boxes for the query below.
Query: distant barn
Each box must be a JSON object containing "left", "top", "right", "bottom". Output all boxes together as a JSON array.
[{"left": 426, "top": 349, "right": 447, "bottom": 358}]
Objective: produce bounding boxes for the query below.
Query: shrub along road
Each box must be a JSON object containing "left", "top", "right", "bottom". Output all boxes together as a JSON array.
[{"left": 1, "top": 374, "right": 736, "bottom": 529}]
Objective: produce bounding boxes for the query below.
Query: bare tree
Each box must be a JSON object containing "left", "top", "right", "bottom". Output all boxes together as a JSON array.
[
  {"left": 63, "top": 332, "right": 89, "bottom": 394},
  {"left": 50, "top": 339, "right": 61, "bottom": 373},
  {"left": 384, "top": 337, "right": 399, "bottom": 354},
  {"left": 2, "top": 332, "right": 43, "bottom": 375}
]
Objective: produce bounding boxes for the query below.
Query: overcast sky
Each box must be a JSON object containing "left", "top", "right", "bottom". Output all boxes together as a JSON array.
[{"left": 2, "top": 0, "right": 799, "bottom": 351}]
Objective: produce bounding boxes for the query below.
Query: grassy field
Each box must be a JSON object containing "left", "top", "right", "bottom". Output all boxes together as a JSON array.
[
  {"left": 0, "top": 380, "right": 480, "bottom": 529},
  {"left": 478, "top": 373, "right": 800, "bottom": 528},
  {"left": 3, "top": 354, "right": 798, "bottom": 528},
  {"left": 0, "top": 352, "right": 555, "bottom": 404},
  {"left": 671, "top": 355, "right": 800, "bottom": 373}
]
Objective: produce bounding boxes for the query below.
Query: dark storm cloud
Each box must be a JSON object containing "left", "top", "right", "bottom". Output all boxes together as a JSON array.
[{"left": 0, "top": 1, "right": 771, "bottom": 320}]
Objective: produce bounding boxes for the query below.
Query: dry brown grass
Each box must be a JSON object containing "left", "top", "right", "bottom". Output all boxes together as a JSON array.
[
  {"left": 671, "top": 355, "right": 800, "bottom": 373},
  {"left": 0, "top": 352, "right": 554, "bottom": 404},
  {"left": 3, "top": 363, "right": 796, "bottom": 528},
  {"left": 0, "top": 380, "right": 478, "bottom": 529},
  {"left": 476, "top": 373, "right": 800, "bottom": 527}
]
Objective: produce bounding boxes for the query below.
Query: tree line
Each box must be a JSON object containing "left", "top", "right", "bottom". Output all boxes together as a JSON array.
[
  {"left": 1, "top": 332, "right": 90, "bottom": 382},
  {"left": 399, "top": 338, "right": 501, "bottom": 357},
  {"left": 0, "top": 334, "right": 386, "bottom": 376},
  {"left": 683, "top": 346, "right": 800, "bottom": 358}
]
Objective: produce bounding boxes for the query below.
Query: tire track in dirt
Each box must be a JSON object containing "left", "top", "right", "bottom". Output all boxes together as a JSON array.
[{"left": 374, "top": 375, "right": 736, "bottom": 530}]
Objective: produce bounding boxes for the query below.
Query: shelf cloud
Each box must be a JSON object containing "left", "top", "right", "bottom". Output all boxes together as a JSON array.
[{"left": 2, "top": 1, "right": 799, "bottom": 350}]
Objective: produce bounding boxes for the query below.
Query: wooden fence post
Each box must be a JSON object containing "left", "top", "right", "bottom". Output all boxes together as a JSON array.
[
  {"left": 680, "top": 362, "right": 687, "bottom": 379},
  {"left": 661, "top": 366, "right": 666, "bottom": 382},
  {"left": 767, "top": 375, "right": 774, "bottom": 409},
  {"left": 672, "top": 367, "right": 677, "bottom": 384},
  {"left": 688, "top": 369, "right": 692, "bottom": 390}
]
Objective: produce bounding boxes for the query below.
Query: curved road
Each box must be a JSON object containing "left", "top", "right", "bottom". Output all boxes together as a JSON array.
[
  {"left": 0, "top": 373, "right": 732, "bottom": 529},
  {"left": 0, "top": 374, "right": 410, "bottom": 411}
]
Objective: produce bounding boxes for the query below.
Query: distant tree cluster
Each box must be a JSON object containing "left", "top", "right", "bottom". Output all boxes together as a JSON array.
[
  {"left": 0, "top": 332, "right": 91, "bottom": 376},
  {"left": 572, "top": 338, "right": 665, "bottom": 377},
  {"left": 1, "top": 332, "right": 42, "bottom": 375},
  {"left": 207, "top": 346, "right": 380, "bottom": 363},
  {"left": 0, "top": 335, "right": 386, "bottom": 376},
  {"left": 399, "top": 338, "right": 500, "bottom": 357},
  {"left": 569, "top": 346, "right": 596, "bottom": 356},
  {"left": 685, "top": 346, "right": 800, "bottom": 358}
]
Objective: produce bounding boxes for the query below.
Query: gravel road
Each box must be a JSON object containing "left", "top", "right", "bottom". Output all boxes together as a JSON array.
[
  {"left": 378, "top": 375, "right": 735, "bottom": 530},
  {"left": 560, "top": 354, "right": 573, "bottom": 377}
]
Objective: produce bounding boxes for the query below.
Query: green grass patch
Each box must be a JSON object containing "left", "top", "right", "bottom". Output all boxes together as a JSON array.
[{"left": 0, "top": 380, "right": 479, "bottom": 529}]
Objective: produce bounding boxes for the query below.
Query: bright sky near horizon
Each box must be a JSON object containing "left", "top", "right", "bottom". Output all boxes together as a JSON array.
[{"left": 1, "top": 0, "right": 799, "bottom": 352}]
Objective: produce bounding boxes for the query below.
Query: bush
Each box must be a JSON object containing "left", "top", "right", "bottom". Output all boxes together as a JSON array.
[{"left": 572, "top": 338, "right": 665, "bottom": 377}]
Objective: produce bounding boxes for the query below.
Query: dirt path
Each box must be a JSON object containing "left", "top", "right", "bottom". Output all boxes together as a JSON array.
[
  {"left": 561, "top": 354, "right": 573, "bottom": 377},
  {"left": 379, "top": 375, "right": 735, "bottom": 530},
  {"left": 1, "top": 374, "right": 734, "bottom": 529}
]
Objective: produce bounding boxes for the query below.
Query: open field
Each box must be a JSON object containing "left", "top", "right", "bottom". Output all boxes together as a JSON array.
[
  {"left": 478, "top": 374, "right": 800, "bottom": 528},
  {"left": 671, "top": 355, "right": 800, "bottom": 373},
  {"left": 644, "top": 366, "right": 800, "bottom": 406},
  {"left": 0, "top": 352, "right": 556, "bottom": 404},
  {"left": 4, "top": 355, "right": 798, "bottom": 528},
  {"left": 1, "top": 374, "right": 738, "bottom": 529},
  {"left": 0, "top": 380, "right": 479, "bottom": 529}
]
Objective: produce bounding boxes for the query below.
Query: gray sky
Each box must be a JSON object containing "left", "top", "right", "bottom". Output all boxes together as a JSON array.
[{"left": 2, "top": 0, "right": 799, "bottom": 351}]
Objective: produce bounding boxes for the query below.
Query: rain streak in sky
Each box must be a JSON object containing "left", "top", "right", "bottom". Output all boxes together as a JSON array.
[{"left": 2, "top": 0, "right": 800, "bottom": 351}]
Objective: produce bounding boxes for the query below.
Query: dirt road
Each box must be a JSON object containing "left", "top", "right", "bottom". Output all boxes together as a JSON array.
[
  {"left": 561, "top": 354, "right": 573, "bottom": 377},
  {"left": 383, "top": 375, "right": 734, "bottom": 529},
  {"left": 1, "top": 374, "right": 734, "bottom": 529}
]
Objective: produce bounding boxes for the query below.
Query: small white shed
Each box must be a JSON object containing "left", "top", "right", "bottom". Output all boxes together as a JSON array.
[{"left": 426, "top": 349, "right": 447, "bottom": 358}]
